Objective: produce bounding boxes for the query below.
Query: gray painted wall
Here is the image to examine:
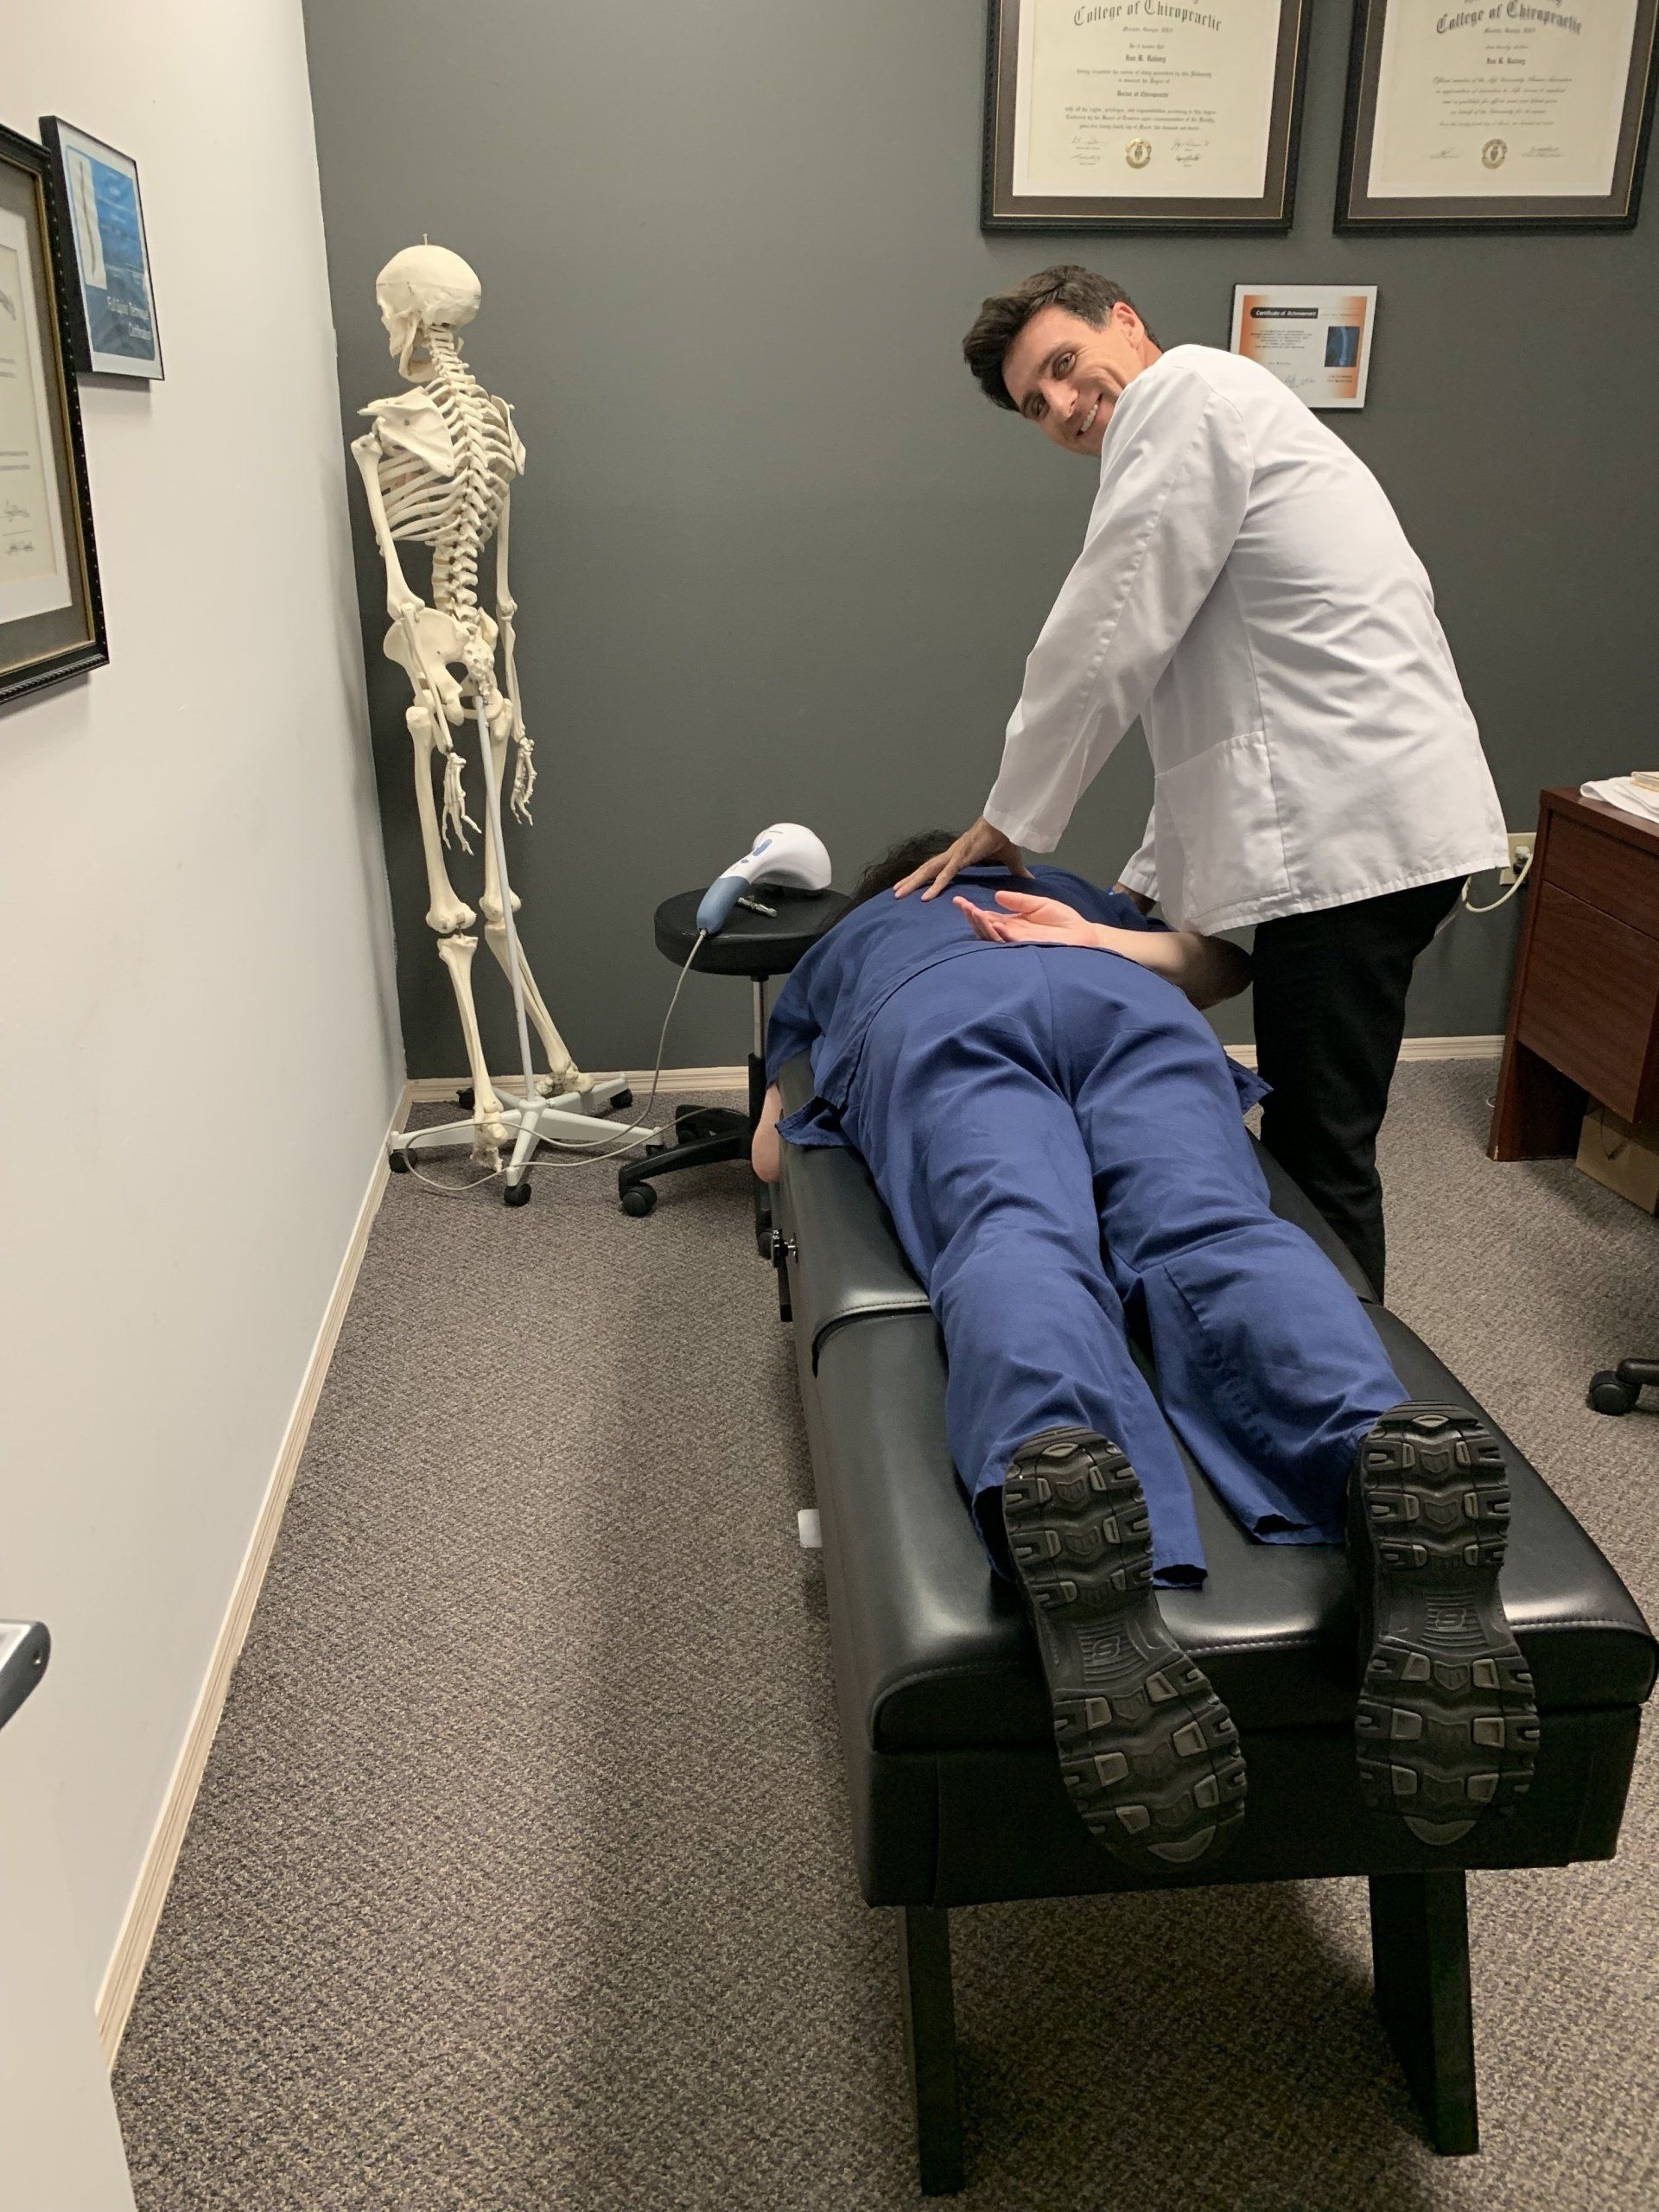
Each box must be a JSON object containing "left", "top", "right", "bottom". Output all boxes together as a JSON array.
[{"left": 302, "top": 0, "right": 1659, "bottom": 1072}]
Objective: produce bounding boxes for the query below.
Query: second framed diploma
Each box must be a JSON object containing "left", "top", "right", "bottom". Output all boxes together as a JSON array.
[
  {"left": 982, "top": 0, "right": 1312, "bottom": 232},
  {"left": 1339, "top": 0, "right": 1659, "bottom": 231}
]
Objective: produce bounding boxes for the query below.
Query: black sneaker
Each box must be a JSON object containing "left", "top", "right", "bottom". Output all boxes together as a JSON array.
[
  {"left": 1002, "top": 1427, "right": 1245, "bottom": 1870},
  {"left": 1351, "top": 1404, "right": 1540, "bottom": 1846}
]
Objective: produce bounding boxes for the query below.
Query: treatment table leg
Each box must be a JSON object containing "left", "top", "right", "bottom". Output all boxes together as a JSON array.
[
  {"left": 1369, "top": 1870, "right": 1479, "bottom": 2154},
  {"left": 898, "top": 1905, "right": 964, "bottom": 2194}
]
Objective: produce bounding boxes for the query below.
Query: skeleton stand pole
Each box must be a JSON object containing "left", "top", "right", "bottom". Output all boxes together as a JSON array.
[{"left": 389, "top": 704, "right": 664, "bottom": 1201}]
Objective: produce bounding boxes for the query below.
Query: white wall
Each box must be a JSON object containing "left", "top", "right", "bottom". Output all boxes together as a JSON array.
[{"left": 2, "top": 0, "right": 404, "bottom": 1993}]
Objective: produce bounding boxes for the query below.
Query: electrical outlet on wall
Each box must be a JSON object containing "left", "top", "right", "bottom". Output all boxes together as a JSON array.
[{"left": 1499, "top": 830, "right": 1535, "bottom": 888}]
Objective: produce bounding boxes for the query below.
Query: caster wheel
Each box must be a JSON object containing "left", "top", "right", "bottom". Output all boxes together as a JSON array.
[
  {"left": 388, "top": 1148, "right": 410, "bottom": 1174},
  {"left": 610, "top": 1087, "right": 634, "bottom": 1114},
  {"left": 620, "top": 1183, "right": 658, "bottom": 1217},
  {"left": 1588, "top": 1371, "right": 1637, "bottom": 1414},
  {"left": 456, "top": 1085, "right": 474, "bottom": 1111},
  {"left": 503, "top": 1180, "right": 531, "bottom": 1209}
]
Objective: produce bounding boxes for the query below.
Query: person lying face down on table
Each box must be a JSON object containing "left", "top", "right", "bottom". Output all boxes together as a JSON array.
[{"left": 753, "top": 834, "right": 1538, "bottom": 1874}]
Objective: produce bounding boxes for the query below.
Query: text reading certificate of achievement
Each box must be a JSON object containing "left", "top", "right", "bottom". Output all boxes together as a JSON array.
[
  {"left": 1013, "top": 0, "right": 1283, "bottom": 199},
  {"left": 1368, "top": 1, "right": 1641, "bottom": 200},
  {"left": 0, "top": 205, "right": 71, "bottom": 625}
]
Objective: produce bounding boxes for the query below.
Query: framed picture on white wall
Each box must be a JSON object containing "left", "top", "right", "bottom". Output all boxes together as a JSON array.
[
  {"left": 39, "top": 118, "right": 163, "bottom": 379},
  {"left": 0, "top": 124, "right": 107, "bottom": 709}
]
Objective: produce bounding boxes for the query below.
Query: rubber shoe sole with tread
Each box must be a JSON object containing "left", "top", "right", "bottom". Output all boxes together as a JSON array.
[
  {"left": 1351, "top": 1403, "right": 1540, "bottom": 1847},
  {"left": 1002, "top": 1427, "right": 1246, "bottom": 1871}
]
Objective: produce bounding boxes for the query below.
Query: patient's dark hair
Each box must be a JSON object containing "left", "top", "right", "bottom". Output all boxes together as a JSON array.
[{"left": 844, "top": 832, "right": 962, "bottom": 912}]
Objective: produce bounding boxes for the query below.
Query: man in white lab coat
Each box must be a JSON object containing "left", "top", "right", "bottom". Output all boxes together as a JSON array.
[{"left": 896, "top": 266, "right": 1508, "bottom": 1298}]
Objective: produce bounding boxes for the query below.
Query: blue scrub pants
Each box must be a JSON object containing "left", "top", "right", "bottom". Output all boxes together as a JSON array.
[{"left": 841, "top": 946, "right": 1406, "bottom": 1583}]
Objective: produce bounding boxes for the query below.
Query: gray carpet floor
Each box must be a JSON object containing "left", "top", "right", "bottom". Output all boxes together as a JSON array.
[{"left": 113, "top": 1063, "right": 1659, "bottom": 2211}]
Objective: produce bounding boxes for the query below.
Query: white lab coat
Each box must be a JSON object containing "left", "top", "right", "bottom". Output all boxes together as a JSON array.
[{"left": 983, "top": 345, "right": 1508, "bottom": 934}]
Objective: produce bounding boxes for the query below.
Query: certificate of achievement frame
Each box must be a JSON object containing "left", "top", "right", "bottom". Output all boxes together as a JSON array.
[
  {"left": 1230, "top": 284, "right": 1378, "bottom": 409},
  {"left": 1338, "top": 0, "right": 1659, "bottom": 232},
  {"left": 40, "top": 118, "right": 163, "bottom": 379},
  {"left": 982, "top": 0, "right": 1312, "bottom": 233},
  {"left": 0, "top": 125, "right": 107, "bottom": 709}
]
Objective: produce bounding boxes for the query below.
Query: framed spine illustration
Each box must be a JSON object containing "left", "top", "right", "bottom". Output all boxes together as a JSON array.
[
  {"left": 982, "top": 0, "right": 1312, "bottom": 233},
  {"left": 1338, "top": 0, "right": 1659, "bottom": 232},
  {"left": 0, "top": 124, "right": 106, "bottom": 709},
  {"left": 40, "top": 118, "right": 162, "bottom": 379}
]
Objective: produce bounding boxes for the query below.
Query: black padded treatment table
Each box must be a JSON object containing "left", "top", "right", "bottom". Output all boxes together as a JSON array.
[{"left": 766, "top": 1053, "right": 1656, "bottom": 2195}]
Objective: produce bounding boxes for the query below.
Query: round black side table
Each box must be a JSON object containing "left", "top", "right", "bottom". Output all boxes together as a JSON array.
[{"left": 620, "top": 883, "right": 849, "bottom": 1245}]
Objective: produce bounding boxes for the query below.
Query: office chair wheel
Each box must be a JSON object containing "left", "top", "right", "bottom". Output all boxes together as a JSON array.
[
  {"left": 620, "top": 1183, "right": 658, "bottom": 1217},
  {"left": 456, "top": 1085, "right": 474, "bottom": 1110},
  {"left": 610, "top": 1088, "right": 634, "bottom": 1113},
  {"left": 502, "top": 1179, "right": 532, "bottom": 1209},
  {"left": 388, "top": 1147, "right": 410, "bottom": 1174},
  {"left": 1588, "top": 1370, "right": 1638, "bottom": 1415},
  {"left": 676, "top": 1106, "right": 725, "bottom": 1144}
]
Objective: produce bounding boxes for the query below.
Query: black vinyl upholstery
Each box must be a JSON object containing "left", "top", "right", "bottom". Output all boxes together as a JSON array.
[{"left": 772, "top": 1053, "right": 1656, "bottom": 1908}]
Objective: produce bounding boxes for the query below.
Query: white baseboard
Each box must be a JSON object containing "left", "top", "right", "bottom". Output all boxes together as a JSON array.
[
  {"left": 95, "top": 1084, "right": 412, "bottom": 2065},
  {"left": 1224, "top": 1034, "right": 1502, "bottom": 1069}
]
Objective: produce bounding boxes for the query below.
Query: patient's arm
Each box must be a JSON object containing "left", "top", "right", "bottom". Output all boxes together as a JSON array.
[
  {"left": 753, "top": 1083, "right": 785, "bottom": 1183},
  {"left": 1096, "top": 921, "right": 1249, "bottom": 1010},
  {"left": 953, "top": 891, "right": 1249, "bottom": 1010}
]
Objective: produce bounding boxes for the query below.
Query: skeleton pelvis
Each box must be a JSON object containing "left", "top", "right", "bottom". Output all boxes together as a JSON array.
[{"left": 383, "top": 608, "right": 499, "bottom": 705}]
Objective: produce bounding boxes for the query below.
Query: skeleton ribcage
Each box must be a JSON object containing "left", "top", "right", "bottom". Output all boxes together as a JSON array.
[{"left": 379, "top": 388, "right": 518, "bottom": 622}]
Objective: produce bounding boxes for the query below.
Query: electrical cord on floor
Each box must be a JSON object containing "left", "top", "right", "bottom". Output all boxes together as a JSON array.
[
  {"left": 523, "top": 930, "right": 709, "bottom": 1173},
  {"left": 399, "top": 931, "right": 709, "bottom": 1195}
]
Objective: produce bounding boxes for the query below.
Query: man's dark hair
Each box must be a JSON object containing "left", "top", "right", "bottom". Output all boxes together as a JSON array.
[
  {"left": 844, "top": 832, "right": 963, "bottom": 912},
  {"left": 962, "top": 265, "right": 1156, "bottom": 413}
]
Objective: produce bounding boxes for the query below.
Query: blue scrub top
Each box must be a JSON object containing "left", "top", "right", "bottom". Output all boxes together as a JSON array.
[{"left": 765, "top": 863, "right": 1264, "bottom": 1144}]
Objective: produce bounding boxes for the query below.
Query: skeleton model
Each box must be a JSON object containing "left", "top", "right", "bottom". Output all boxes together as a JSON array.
[{"left": 352, "top": 245, "right": 650, "bottom": 1197}]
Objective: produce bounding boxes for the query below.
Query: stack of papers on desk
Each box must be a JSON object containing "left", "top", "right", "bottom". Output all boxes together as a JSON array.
[{"left": 1582, "top": 776, "right": 1659, "bottom": 825}]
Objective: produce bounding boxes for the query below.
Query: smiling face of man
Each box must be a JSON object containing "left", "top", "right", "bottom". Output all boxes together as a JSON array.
[{"left": 1000, "top": 302, "right": 1160, "bottom": 459}]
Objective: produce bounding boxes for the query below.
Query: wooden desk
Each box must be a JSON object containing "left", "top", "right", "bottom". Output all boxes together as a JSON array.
[{"left": 1490, "top": 785, "right": 1659, "bottom": 1160}]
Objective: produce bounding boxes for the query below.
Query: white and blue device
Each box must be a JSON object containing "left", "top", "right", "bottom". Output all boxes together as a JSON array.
[{"left": 696, "top": 823, "right": 833, "bottom": 936}]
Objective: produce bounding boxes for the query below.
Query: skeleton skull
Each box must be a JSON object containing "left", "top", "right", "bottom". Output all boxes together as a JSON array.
[{"left": 376, "top": 244, "right": 481, "bottom": 380}]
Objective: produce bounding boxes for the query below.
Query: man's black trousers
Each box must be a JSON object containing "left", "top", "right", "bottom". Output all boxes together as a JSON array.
[{"left": 1251, "top": 878, "right": 1461, "bottom": 1301}]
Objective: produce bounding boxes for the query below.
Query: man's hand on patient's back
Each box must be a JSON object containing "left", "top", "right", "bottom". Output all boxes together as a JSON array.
[{"left": 893, "top": 816, "right": 1031, "bottom": 900}]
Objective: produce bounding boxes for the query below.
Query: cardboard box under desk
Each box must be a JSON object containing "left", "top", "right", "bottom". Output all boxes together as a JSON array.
[{"left": 1578, "top": 1105, "right": 1659, "bottom": 1213}]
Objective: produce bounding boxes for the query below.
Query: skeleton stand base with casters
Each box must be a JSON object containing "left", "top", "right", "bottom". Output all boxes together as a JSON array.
[
  {"left": 617, "top": 885, "right": 848, "bottom": 1236},
  {"left": 389, "top": 700, "right": 664, "bottom": 1205}
]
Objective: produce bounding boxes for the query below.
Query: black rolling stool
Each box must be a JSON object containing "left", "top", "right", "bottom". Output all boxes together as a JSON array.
[{"left": 619, "top": 883, "right": 849, "bottom": 1244}]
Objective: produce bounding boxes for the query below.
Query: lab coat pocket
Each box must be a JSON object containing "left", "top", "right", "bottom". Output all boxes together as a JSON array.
[{"left": 1154, "top": 728, "right": 1291, "bottom": 929}]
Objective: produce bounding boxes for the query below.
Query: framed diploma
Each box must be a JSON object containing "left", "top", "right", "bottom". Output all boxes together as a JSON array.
[
  {"left": 1230, "top": 283, "right": 1378, "bottom": 408},
  {"left": 982, "top": 0, "right": 1312, "bottom": 232},
  {"left": 0, "top": 125, "right": 106, "bottom": 710},
  {"left": 40, "top": 119, "right": 163, "bottom": 381},
  {"left": 1338, "top": 0, "right": 1659, "bottom": 232}
]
